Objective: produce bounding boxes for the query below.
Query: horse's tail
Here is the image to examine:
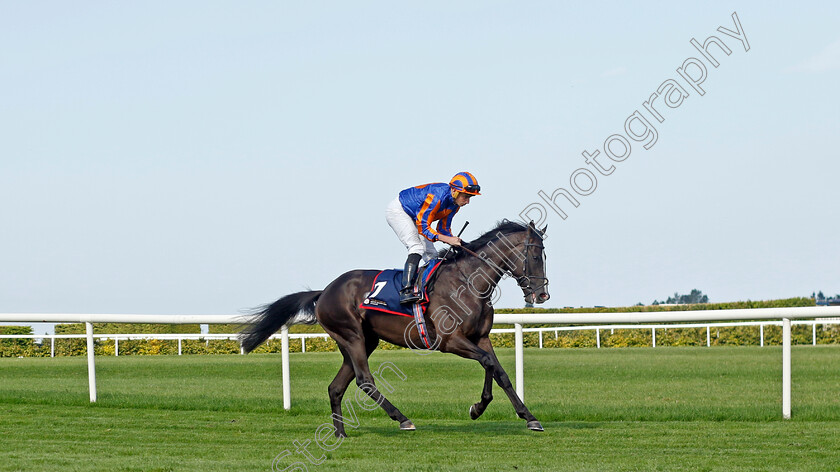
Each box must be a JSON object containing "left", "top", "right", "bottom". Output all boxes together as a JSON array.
[{"left": 239, "top": 290, "right": 322, "bottom": 353}]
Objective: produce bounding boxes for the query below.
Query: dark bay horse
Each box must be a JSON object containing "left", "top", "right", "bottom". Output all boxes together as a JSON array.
[{"left": 240, "top": 220, "right": 550, "bottom": 437}]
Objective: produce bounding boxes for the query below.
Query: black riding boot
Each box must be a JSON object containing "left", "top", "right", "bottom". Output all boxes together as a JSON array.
[{"left": 399, "top": 254, "right": 422, "bottom": 305}]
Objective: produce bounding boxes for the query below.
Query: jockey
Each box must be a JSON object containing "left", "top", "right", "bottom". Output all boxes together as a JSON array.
[{"left": 386, "top": 171, "right": 481, "bottom": 304}]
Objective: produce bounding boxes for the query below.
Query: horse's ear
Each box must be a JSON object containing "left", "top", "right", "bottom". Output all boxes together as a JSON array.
[
  {"left": 528, "top": 220, "right": 536, "bottom": 228},
  {"left": 541, "top": 224, "right": 548, "bottom": 234}
]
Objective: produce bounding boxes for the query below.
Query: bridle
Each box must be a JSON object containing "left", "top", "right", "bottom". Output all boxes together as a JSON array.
[
  {"left": 452, "top": 227, "right": 548, "bottom": 299},
  {"left": 518, "top": 226, "right": 549, "bottom": 298}
]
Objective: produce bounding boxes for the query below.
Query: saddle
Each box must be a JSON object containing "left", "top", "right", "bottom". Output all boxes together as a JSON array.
[
  {"left": 359, "top": 259, "right": 443, "bottom": 350},
  {"left": 359, "top": 259, "right": 443, "bottom": 317}
]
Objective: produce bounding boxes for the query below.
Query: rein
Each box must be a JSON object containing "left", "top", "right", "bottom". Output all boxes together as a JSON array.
[
  {"left": 458, "top": 245, "right": 519, "bottom": 281},
  {"left": 450, "top": 235, "right": 547, "bottom": 297},
  {"left": 455, "top": 244, "right": 511, "bottom": 277}
]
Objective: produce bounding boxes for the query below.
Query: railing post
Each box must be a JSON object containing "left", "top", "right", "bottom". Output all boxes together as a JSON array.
[
  {"left": 50, "top": 336, "right": 55, "bottom": 358},
  {"left": 812, "top": 323, "right": 817, "bottom": 346},
  {"left": 178, "top": 338, "right": 182, "bottom": 355},
  {"left": 706, "top": 326, "right": 710, "bottom": 347},
  {"left": 652, "top": 327, "right": 656, "bottom": 348},
  {"left": 85, "top": 322, "right": 97, "bottom": 403},
  {"left": 302, "top": 337, "right": 306, "bottom": 353},
  {"left": 596, "top": 328, "right": 600, "bottom": 348},
  {"left": 782, "top": 318, "right": 791, "bottom": 419},
  {"left": 514, "top": 323, "right": 524, "bottom": 403},
  {"left": 115, "top": 338, "right": 119, "bottom": 357},
  {"left": 281, "top": 327, "right": 291, "bottom": 410},
  {"left": 760, "top": 324, "right": 764, "bottom": 347},
  {"left": 538, "top": 331, "right": 543, "bottom": 349}
]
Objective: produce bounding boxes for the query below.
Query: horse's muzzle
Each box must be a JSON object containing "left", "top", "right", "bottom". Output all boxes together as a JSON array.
[{"left": 526, "top": 291, "right": 550, "bottom": 305}]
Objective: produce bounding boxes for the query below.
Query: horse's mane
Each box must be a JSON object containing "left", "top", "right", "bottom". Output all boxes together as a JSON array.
[{"left": 438, "top": 220, "right": 530, "bottom": 262}]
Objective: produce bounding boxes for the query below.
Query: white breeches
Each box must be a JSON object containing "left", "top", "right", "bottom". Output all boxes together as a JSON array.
[{"left": 385, "top": 198, "right": 438, "bottom": 263}]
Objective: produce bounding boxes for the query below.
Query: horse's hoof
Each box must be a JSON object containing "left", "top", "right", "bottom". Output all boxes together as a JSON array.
[
  {"left": 527, "top": 420, "right": 544, "bottom": 432},
  {"left": 469, "top": 404, "right": 479, "bottom": 420},
  {"left": 399, "top": 420, "right": 416, "bottom": 431},
  {"left": 335, "top": 430, "right": 347, "bottom": 438}
]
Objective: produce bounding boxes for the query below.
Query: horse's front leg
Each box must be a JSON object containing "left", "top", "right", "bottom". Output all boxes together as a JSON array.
[
  {"left": 442, "top": 335, "right": 542, "bottom": 431},
  {"left": 469, "top": 367, "right": 493, "bottom": 420},
  {"left": 479, "top": 335, "right": 543, "bottom": 430},
  {"left": 483, "top": 356, "right": 543, "bottom": 431},
  {"left": 469, "top": 334, "right": 496, "bottom": 420}
]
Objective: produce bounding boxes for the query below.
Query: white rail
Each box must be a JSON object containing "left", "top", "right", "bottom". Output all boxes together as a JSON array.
[
  {"left": 495, "top": 306, "right": 840, "bottom": 417},
  {"left": 2, "top": 320, "right": 831, "bottom": 353},
  {"left": 2, "top": 320, "right": 832, "bottom": 358},
  {"left": 493, "top": 320, "right": 837, "bottom": 349},
  {"left": 2, "top": 305, "right": 840, "bottom": 418}
]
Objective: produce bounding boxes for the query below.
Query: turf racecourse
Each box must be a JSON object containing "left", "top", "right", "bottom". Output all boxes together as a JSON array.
[{"left": 2, "top": 347, "right": 840, "bottom": 472}]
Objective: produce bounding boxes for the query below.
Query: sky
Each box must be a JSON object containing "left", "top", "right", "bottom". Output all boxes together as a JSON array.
[{"left": 2, "top": 1, "right": 839, "bottom": 334}]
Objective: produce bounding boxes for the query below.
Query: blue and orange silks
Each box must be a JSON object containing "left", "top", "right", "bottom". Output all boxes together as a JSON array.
[{"left": 398, "top": 183, "right": 459, "bottom": 242}]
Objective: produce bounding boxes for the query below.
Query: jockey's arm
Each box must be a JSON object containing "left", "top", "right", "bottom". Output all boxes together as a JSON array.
[{"left": 437, "top": 234, "right": 462, "bottom": 246}]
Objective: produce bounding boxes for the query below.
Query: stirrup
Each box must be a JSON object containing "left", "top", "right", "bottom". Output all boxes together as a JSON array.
[{"left": 399, "top": 289, "right": 422, "bottom": 305}]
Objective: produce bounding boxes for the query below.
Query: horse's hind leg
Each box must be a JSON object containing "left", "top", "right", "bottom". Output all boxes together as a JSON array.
[
  {"left": 327, "top": 357, "right": 356, "bottom": 438},
  {"left": 329, "top": 332, "right": 413, "bottom": 434},
  {"left": 351, "top": 340, "right": 415, "bottom": 430}
]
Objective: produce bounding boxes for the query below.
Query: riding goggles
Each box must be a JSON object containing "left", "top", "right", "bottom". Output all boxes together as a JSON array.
[{"left": 459, "top": 184, "right": 481, "bottom": 195}]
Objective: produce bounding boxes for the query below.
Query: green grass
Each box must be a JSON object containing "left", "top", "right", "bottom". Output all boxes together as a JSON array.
[{"left": 2, "top": 346, "right": 840, "bottom": 471}]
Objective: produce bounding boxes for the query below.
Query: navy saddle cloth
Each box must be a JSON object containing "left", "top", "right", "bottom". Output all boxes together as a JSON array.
[{"left": 359, "top": 259, "right": 443, "bottom": 317}]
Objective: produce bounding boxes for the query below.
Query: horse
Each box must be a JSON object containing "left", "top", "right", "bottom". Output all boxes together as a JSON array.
[{"left": 239, "top": 220, "right": 550, "bottom": 437}]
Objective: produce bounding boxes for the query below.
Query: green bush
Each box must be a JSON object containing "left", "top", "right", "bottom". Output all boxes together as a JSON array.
[
  {"left": 489, "top": 297, "right": 838, "bottom": 349},
  {"left": 0, "top": 326, "right": 38, "bottom": 357},
  {"left": 55, "top": 323, "right": 200, "bottom": 334},
  {"left": 494, "top": 297, "right": 815, "bottom": 315},
  {"left": 207, "top": 323, "right": 242, "bottom": 334},
  {"left": 6, "top": 297, "right": 838, "bottom": 357}
]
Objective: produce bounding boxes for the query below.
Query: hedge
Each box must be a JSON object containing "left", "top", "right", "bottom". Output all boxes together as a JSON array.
[
  {"left": 5, "top": 297, "right": 837, "bottom": 357},
  {"left": 0, "top": 326, "right": 44, "bottom": 358},
  {"left": 486, "top": 297, "right": 829, "bottom": 349}
]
